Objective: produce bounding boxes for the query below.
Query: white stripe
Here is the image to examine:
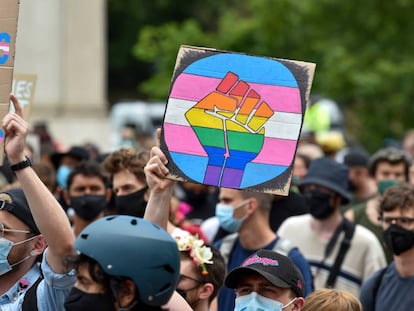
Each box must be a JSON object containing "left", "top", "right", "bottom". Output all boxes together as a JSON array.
[
  {"left": 0, "top": 46, "right": 10, "bottom": 52},
  {"left": 165, "top": 98, "right": 302, "bottom": 140}
]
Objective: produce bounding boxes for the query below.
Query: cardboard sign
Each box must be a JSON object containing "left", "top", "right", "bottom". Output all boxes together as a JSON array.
[
  {"left": 160, "top": 46, "right": 316, "bottom": 195},
  {"left": 0, "top": 0, "right": 20, "bottom": 163},
  {"left": 12, "top": 73, "right": 37, "bottom": 119}
]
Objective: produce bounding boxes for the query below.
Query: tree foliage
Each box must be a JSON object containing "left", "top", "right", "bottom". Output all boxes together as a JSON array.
[{"left": 109, "top": 0, "right": 414, "bottom": 151}]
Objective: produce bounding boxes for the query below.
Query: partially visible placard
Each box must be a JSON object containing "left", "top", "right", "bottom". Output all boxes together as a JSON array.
[
  {"left": 12, "top": 73, "right": 37, "bottom": 119},
  {"left": 0, "top": 0, "right": 20, "bottom": 163}
]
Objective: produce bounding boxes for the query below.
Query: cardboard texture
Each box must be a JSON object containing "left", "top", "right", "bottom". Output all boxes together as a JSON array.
[
  {"left": 0, "top": 0, "right": 20, "bottom": 163},
  {"left": 161, "top": 45, "right": 316, "bottom": 195},
  {"left": 12, "top": 73, "right": 37, "bottom": 119}
]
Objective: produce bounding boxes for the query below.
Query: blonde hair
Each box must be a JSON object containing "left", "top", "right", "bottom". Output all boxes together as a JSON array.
[{"left": 303, "top": 289, "right": 362, "bottom": 311}]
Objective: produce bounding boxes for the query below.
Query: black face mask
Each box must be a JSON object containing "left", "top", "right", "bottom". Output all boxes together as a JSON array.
[
  {"left": 347, "top": 180, "right": 357, "bottom": 192},
  {"left": 64, "top": 287, "right": 115, "bottom": 311},
  {"left": 71, "top": 195, "right": 107, "bottom": 221},
  {"left": 384, "top": 224, "right": 414, "bottom": 256},
  {"left": 114, "top": 187, "right": 147, "bottom": 218},
  {"left": 176, "top": 286, "right": 201, "bottom": 309},
  {"left": 303, "top": 190, "right": 335, "bottom": 220}
]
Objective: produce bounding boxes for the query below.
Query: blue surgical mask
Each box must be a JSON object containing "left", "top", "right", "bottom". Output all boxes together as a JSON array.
[
  {"left": 234, "top": 292, "right": 296, "bottom": 311},
  {"left": 56, "top": 165, "right": 71, "bottom": 189},
  {"left": 215, "top": 201, "right": 248, "bottom": 233},
  {"left": 0, "top": 236, "right": 37, "bottom": 276}
]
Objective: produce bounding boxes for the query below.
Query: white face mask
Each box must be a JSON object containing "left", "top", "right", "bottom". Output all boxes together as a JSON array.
[
  {"left": 0, "top": 235, "right": 38, "bottom": 276},
  {"left": 234, "top": 292, "right": 296, "bottom": 311}
]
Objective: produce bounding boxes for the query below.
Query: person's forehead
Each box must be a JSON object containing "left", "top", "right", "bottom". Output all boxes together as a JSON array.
[
  {"left": 113, "top": 170, "right": 144, "bottom": 187},
  {"left": 219, "top": 188, "right": 242, "bottom": 200},
  {"left": 70, "top": 174, "right": 106, "bottom": 188},
  {"left": 376, "top": 161, "right": 406, "bottom": 172},
  {"left": 180, "top": 256, "right": 198, "bottom": 275},
  {"left": 383, "top": 207, "right": 414, "bottom": 218},
  {"left": 0, "top": 210, "right": 30, "bottom": 230}
]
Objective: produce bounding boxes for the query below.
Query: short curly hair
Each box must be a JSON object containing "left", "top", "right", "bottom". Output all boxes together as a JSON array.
[
  {"left": 379, "top": 183, "right": 414, "bottom": 216},
  {"left": 102, "top": 148, "right": 149, "bottom": 184}
]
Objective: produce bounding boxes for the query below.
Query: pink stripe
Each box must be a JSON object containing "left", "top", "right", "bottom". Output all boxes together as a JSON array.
[
  {"left": 253, "top": 137, "right": 297, "bottom": 166},
  {"left": 164, "top": 123, "right": 297, "bottom": 166},
  {"left": 170, "top": 73, "right": 302, "bottom": 114},
  {"left": 164, "top": 123, "right": 207, "bottom": 156}
]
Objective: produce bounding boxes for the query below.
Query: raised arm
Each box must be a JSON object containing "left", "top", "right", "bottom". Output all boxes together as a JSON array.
[
  {"left": 143, "top": 146, "right": 176, "bottom": 230},
  {"left": 2, "top": 94, "right": 75, "bottom": 273}
]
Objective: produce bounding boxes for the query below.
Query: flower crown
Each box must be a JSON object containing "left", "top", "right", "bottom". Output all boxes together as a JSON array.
[{"left": 175, "top": 234, "right": 213, "bottom": 275}]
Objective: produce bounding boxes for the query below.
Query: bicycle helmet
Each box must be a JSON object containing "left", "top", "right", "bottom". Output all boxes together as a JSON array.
[{"left": 74, "top": 215, "right": 180, "bottom": 306}]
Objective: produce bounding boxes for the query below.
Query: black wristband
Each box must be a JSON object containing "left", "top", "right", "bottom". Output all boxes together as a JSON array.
[{"left": 10, "top": 156, "right": 32, "bottom": 172}]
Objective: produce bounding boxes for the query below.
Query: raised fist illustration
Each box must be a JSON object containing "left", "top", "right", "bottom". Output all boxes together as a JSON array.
[{"left": 185, "top": 72, "right": 274, "bottom": 188}]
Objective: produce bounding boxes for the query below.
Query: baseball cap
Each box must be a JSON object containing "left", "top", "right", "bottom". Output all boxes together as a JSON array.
[
  {"left": 225, "top": 249, "right": 304, "bottom": 297},
  {"left": 0, "top": 188, "right": 40, "bottom": 234}
]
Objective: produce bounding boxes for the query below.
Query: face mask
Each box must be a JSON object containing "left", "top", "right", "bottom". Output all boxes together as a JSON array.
[
  {"left": 303, "top": 190, "right": 335, "bottom": 220},
  {"left": 177, "top": 286, "right": 201, "bottom": 309},
  {"left": 71, "top": 195, "right": 107, "bottom": 221},
  {"left": 377, "top": 179, "right": 400, "bottom": 195},
  {"left": 234, "top": 292, "right": 296, "bottom": 311},
  {"left": 64, "top": 287, "right": 115, "bottom": 311},
  {"left": 347, "top": 180, "right": 357, "bottom": 192},
  {"left": 0, "top": 236, "right": 38, "bottom": 276},
  {"left": 56, "top": 165, "right": 71, "bottom": 189},
  {"left": 114, "top": 187, "right": 147, "bottom": 218},
  {"left": 383, "top": 224, "right": 414, "bottom": 256},
  {"left": 215, "top": 201, "right": 248, "bottom": 233}
]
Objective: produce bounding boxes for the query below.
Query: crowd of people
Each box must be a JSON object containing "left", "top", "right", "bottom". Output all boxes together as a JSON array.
[{"left": 1, "top": 92, "right": 414, "bottom": 310}]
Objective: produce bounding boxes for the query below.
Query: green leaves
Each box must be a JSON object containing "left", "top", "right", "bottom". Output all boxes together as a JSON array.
[{"left": 114, "top": 0, "right": 414, "bottom": 151}]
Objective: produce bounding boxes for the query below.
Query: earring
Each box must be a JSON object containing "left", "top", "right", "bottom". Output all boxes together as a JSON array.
[{"left": 30, "top": 251, "right": 37, "bottom": 256}]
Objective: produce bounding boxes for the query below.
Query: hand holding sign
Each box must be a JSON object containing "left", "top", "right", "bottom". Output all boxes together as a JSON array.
[{"left": 185, "top": 72, "right": 274, "bottom": 188}]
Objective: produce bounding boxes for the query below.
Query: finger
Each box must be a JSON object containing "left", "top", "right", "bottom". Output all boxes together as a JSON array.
[
  {"left": 3, "top": 114, "right": 28, "bottom": 134},
  {"left": 145, "top": 158, "right": 169, "bottom": 176},
  {"left": 9, "top": 93, "right": 24, "bottom": 118},
  {"left": 150, "top": 146, "right": 168, "bottom": 165},
  {"left": 156, "top": 128, "right": 162, "bottom": 146}
]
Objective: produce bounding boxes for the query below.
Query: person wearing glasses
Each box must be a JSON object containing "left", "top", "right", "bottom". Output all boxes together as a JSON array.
[
  {"left": 344, "top": 147, "right": 411, "bottom": 263},
  {"left": 175, "top": 233, "right": 226, "bottom": 311},
  {"left": 360, "top": 183, "right": 414, "bottom": 311},
  {"left": 0, "top": 93, "right": 76, "bottom": 310}
]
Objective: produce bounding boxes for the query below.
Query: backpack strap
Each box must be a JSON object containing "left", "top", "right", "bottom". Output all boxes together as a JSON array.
[
  {"left": 219, "top": 233, "right": 239, "bottom": 265},
  {"left": 325, "top": 218, "right": 356, "bottom": 288},
  {"left": 273, "top": 237, "right": 296, "bottom": 256},
  {"left": 21, "top": 276, "right": 42, "bottom": 311},
  {"left": 371, "top": 266, "right": 388, "bottom": 306}
]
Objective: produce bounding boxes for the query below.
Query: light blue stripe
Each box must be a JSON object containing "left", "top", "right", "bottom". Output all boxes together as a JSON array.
[
  {"left": 183, "top": 54, "right": 298, "bottom": 87},
  {"left": 240, "top": 162, "right": 288, "bottom": 188},
  {"left": 170, "top": 152, "right": 208, "bottom": 183}
]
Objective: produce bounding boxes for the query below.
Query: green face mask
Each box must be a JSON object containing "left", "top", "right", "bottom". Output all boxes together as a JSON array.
[{"left": 377, "top": 179, "right": 400, "bottom": 195}]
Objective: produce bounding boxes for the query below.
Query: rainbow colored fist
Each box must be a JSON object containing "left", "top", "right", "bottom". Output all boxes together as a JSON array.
[{"left": 185, "top": 72, "right": 274, "bottom": 188}]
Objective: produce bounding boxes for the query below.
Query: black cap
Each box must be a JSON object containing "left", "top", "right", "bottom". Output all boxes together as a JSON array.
[
  {"left": 0, "top": 188, "right": 40, "bottom": 234},
  {"left": 225, "top": 249, "right": 304, "bottom": 297},
  {"left": 51, "top": 146, "right": 90, "bottom": 169}
]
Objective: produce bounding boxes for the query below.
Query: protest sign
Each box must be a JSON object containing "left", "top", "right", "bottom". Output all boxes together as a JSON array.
[
  {"left": 0, "top": 0, "right": 19, "bottom": 163},
  {"left": 161, "top": 45, "right": 315, "bottom": 195}
]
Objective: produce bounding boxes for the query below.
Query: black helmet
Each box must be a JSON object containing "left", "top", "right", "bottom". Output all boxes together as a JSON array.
[{"left": 74, "top": 215, "right": 180, "bottom": 306}]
